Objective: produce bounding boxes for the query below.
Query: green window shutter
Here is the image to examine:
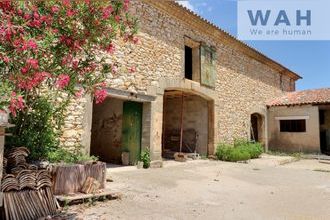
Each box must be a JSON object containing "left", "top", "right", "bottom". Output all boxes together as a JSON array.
[{"left": 200, "top": 44, "right": 216, "bottom": 88}]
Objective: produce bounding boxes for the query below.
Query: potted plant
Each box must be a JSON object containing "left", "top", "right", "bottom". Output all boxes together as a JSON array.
[
  {"left": 121, "top": 148, "right": 130, "bottom": 166},
  {"left": 140, "top": 149, "right": 151, "bottom": 169}
]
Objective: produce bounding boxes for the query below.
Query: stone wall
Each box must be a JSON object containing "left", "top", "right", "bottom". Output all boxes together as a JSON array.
[{"left": 60, "top": 1, "right": 297, "bottom": 156}]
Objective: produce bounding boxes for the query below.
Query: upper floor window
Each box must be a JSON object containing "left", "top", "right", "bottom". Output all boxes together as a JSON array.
[
  {"left": 184, "top": 37, "right": 200, "bottom": 82},
  {"left": 184, "top": 46, "right": 193, "bottom": 80},
  {"left": 184, "top": 37, "right": 216, "bottom": 88}
]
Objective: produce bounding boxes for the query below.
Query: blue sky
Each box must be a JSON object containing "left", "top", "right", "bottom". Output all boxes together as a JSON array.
[{"left": 177, "top": 0, "right": 330, "bottom": 90}]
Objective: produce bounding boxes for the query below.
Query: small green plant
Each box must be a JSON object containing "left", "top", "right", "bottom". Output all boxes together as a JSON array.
[
  {"left": 216, "top": 139, "right": 263, "bottom": 162},
  {"left": 140, "top": 149, "right": 151, "bottom": 169},
  {"left": 47, "top": 148, "right": 98, "bottom": 164}
]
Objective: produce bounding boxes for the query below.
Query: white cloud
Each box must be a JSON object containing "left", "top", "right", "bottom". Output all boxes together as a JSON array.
[{"left": 176, "top": 1, "right": 195, "bottom": 12}]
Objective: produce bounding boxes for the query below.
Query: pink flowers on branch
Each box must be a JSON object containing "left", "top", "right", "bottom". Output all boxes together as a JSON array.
[
  {"left": 56, "top": 74, "right": 71, "bottom": 89},
  {"left": 0, "top": 0, "right": 138, "bottom": 116}
]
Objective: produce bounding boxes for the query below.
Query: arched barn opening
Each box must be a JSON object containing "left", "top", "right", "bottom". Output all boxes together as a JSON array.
[{"left": 162, "top": 90, "right": 214, "bottom": 159}]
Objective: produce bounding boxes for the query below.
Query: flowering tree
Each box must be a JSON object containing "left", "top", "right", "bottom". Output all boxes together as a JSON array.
[
  {"left": 0, "top": 0, "right": 138, "bottom": 159},
  {"left": 0, "top": 0, "right": 138, "bottom": 115}
]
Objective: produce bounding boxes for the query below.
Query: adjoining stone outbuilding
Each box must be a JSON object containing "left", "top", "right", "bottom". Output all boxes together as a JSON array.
[
  {"left": 267, "top": 88, "right": 330, "bottom": 154},
  {"left": 60, "top": 0, "right": 302, "bottom": 164}
]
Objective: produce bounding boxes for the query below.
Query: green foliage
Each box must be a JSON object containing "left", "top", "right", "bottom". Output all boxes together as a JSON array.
[
  {"left": 215, "top": 143, "right": 232, "bottom": 161},
  {"left": 6, "top": 97, "right": 60, "bottom": 160},
  {"left": 140, "top": 149, "right": 151, "bottom": 169},
  {"left": 47, "top": 147, "right": 98, "bottom": 164},
  {"left": 234, "top": 139, "right": 263, "bottom": 159},
  {"left": 227, "top": 148, "right": 251, "bottom": 162},
  {"left": 216, "top": 139, "right": 264, "bottom": 162},
  {"left": 0, "top": 81, "right": 12, "bottom": 111}
]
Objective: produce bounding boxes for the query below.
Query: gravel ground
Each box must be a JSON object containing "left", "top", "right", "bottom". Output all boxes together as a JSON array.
[{"left": 69, "top": 157, "right": 330, "bottom": 220}]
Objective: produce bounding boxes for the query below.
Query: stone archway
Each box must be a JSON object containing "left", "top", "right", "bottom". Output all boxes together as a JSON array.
[
  {"left": 162, "top": 89, "right": 214, "bottom": 158},
  {"left": 250, "top": 113, "right": 266, "bottom": 145},
  {"left": 145, "top": 78, "right": 218, "bottom": 160}
]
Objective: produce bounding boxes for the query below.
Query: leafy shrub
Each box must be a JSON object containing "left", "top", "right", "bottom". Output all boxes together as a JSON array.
[
  {"left": 140, "top": 149, "right": 151, "bottom": 169},
  {"left": 47, "top": 148, "right": 98, "bottom": 164},
  {"left": 6, "top": 97, "right": 60, "bottom": 160},
  {"left": 215, "top": 143, "right": 232, "bottom": 161},
  {"left": 216, "top": 139, "right": 263, "bottom": 162},
  {"left": 245, "top": 142, "right": 263, "bottom": 159},
  {"left": 227, "top": 148, "right": 251, "bottom": 162},
  {"left": 235, "top": 139, "right": 263, "bottom": 159}
]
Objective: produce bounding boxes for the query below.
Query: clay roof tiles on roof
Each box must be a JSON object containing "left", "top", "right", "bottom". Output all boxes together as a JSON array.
[{"left": 267, "top": 88, "right": 330, "bottom": 107}]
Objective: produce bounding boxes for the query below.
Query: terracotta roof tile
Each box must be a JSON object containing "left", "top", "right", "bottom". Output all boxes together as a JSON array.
[{"left": 267, "top": 88, "right": 330, "bottom": 107}]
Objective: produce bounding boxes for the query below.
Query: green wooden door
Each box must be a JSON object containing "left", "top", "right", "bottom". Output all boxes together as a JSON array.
[{"left": 122, "top": 101, "right": 143, "bottom": 165}]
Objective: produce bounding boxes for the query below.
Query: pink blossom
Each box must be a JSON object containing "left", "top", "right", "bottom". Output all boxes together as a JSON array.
[
  {"left": 66, "top": 10, "right": 75, "bottom": 17},
  {"left": 128, "top": 66, "right": 136, "bottom": 73},
  {"left": 27, "top": 39, "right": 38, "bottom": 50},
  {"left": 26, "top": 58, "right": 39, "bottom": 69},
  {"left": 115, "top": 15, "right": 120, "bottom": 23},
  {"left": 75, "top": 88, "right": 84, "bottom": 98},
  {"left": 132, "top": 36, "right": 139, "bottom": 44},
  {"left": 21, "top": 66, "right": 29, "bottom": 74},
  {"left": 105, "top": 43, "right": 115, "bottom": 54},
  {"left": 2, "top": 56, "right": 10, "bottom": 63},
  {"left": 9, "top": 92, "right": 24, "bottom": 117},
  {"left": 94, "top": 89, "right": 107, "bottom": 104},
  {"left": 102, "top": 6, "right": 113, "bottom": 19},
  {"left": 51, "top": 6, "right": 60, "bottom": 13},
  {"left": 23, "top": 13, "right": 31, "bottom": 20},
  {"left": 124, "top": 0, "right": 130, "bottom": 11},
  {"left": 63, "top": 0, "right": 71, "bottom": 7},
  {"left": 72, "top": 59, "right": 79, "bottom": 69},
  {"left": 56, "top": 74, "right": 70, "bottom": 89},
  {"left": 33, "top": 12, "right": 40, "bottom": 19},
  {"left": 17, "top": 9, "right": 23, "bottom": 16},
  {"left": 112, "top": 65, "right": 118, "bottom": 74}
]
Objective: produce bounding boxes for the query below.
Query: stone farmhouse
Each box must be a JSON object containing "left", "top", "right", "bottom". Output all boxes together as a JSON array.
[{"left": 60, "top": 0, "right": 329, "bottom": 165}]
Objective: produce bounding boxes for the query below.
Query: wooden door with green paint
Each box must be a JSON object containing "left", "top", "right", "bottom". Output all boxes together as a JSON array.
[{"left": 122, "top": 101, "right": 143, "bottom": 165}]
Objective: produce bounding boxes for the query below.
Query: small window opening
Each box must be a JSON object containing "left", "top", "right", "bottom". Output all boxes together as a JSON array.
[
  {"left": 185, "top": 46, "right": 193, "bottom": 80},
  {"left": 280, "top": 120, "right": 306, "bottom": 132}
]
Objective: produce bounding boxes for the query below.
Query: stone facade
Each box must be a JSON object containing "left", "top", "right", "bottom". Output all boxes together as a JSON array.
[{"left": 60, "top": 1, "right": 300, "bottom": 160}]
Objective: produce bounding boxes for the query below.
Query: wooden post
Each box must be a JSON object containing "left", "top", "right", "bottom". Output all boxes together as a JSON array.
[
  {"left": 0, "top": 127, "right": 5, "bottom": 207},
  {"left": 179, "top": 92, "right": 184, "bottom": 153}
]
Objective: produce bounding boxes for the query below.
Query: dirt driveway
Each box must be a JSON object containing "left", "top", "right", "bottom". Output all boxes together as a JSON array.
[{"left": 71, "top": 157, "right": 330, "bottom": 220}]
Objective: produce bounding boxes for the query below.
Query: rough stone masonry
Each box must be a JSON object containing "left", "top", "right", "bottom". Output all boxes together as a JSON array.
[{"left": 59, "top": 0, "right": 300, "bottom": 161}]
